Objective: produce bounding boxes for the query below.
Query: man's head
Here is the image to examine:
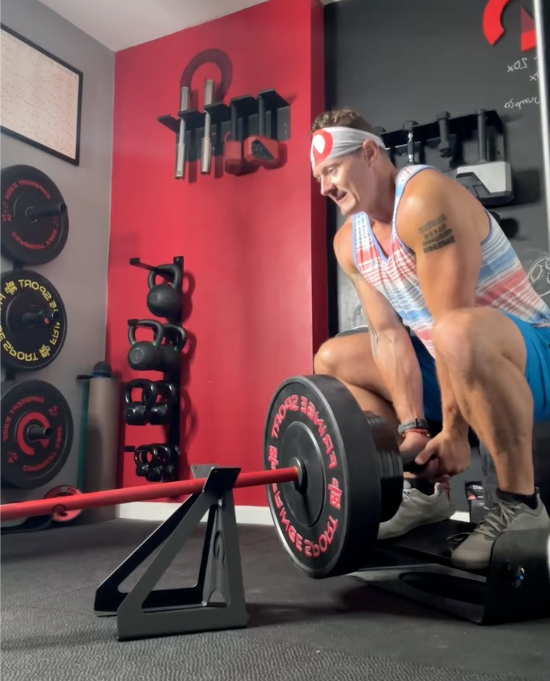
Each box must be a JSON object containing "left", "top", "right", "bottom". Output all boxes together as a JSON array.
[{"left": 311, "top": 108, "right": 395, "bottom": 218}]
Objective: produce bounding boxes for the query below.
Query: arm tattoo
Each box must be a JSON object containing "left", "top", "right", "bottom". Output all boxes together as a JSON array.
[{"left": 417, "top": 213, "right": 455, "bottom": 253}]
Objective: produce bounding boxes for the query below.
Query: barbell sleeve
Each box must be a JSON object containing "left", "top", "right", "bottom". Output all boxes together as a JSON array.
[
  {"left": 22, "top": 308, "right": 58, "bottom": 325},
  {"left": 26, "top": 203, "right": 67, "bottom": 221},
  {"left": 27, "top": 425, "right": 53, "bottom": 441},
  {"left": 175, "top": 86, "right": 190, "bottom": 180},
  {"left": 175, "top": 119, "right": 186, "bottom": 179},
  {"left": 201, "top": 79, "right": 215, "bottom": 174},
  {"left": 0, "top": 467, "right": 299, "bottom": 522}
]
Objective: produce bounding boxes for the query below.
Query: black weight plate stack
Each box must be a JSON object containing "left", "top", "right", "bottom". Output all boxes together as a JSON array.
[
  {"left": 1, "top": 380, "right": 74, "bottom": 489},
  {"left": 264, "top": 374, "right": 382, "bottom": 578},
  {"left": 1, "top": 165, "right": 69, "bottom": 265},
  {"left": 363, "top": 411, "right": 403, "bottom": 522},
  {"left": 0, "top": 269, "right": 68, "bottom": 372}
]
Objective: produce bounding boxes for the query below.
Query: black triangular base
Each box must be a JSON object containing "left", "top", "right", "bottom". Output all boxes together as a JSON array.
[{"left": 94, "top": 467, "right": 248, "bottom": 641}]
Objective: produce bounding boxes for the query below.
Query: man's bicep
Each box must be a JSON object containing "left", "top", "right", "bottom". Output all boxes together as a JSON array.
[
  {"left": 398, "top": 181, "right": 481, "bottom": 319},
  {"left": 415, "top": 227, "right": 479, "bottom": 318}
]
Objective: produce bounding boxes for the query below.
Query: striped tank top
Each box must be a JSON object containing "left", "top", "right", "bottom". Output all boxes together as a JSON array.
[{"left": 352, "top": 164, "right": 550, "bottom": 357}]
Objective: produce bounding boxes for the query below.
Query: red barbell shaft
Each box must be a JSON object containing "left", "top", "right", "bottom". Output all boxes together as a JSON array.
[{"left": 0, "top": 467, "right": 298, "bottom": 522}]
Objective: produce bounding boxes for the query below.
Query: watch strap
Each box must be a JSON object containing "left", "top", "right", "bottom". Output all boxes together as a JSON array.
[{"left": 397, "top": 418, "right": 430, "bottom": 435}]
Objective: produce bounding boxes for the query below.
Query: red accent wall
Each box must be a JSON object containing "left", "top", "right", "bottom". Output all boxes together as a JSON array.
[{"left": 107, "top": 0, "right": 326, "bottom": 507}]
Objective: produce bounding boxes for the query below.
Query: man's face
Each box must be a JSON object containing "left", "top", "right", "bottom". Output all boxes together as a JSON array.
[{"left": 313, "top": 142, "right": 377, "bottom": 216}]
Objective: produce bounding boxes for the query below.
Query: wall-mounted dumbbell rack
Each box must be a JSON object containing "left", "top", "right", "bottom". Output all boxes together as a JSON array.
[
  {"left": 376, "top": 109, "right": 504, "bottom": 163},
  {"left": 377, "top": 109, "right": 515, "bottom": 225},
  {"left": 158, "top": 87, "right": 290, "bottom": 179},
  {"left": 123, "top": 256, "right": 186, "bottom": 483}
]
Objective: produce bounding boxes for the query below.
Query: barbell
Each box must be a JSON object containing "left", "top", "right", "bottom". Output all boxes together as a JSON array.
[{"left": 0, "top": 374, "right": 422, "bottom": 579}]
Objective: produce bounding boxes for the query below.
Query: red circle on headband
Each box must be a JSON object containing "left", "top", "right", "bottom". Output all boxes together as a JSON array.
[{"left": 311, "top": 130, "right": 334, "bottom": 166}]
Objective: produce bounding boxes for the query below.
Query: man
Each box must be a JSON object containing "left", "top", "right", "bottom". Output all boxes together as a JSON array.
[{"left": 311, "top": 107, "right": 550, "bottom": 570}]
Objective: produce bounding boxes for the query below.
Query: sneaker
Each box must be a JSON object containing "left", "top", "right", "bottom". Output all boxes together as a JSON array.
[
  {"left": 377, "top": 481, "right": 455, "bottom": 540},
  {"left": 452, "top": 493, "right": 550, "bottom": 571}
]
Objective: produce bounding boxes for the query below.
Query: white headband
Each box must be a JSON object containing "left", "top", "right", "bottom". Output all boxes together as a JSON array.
[{"left": 310, "top": 126, "right": 385, "bottom": 168}]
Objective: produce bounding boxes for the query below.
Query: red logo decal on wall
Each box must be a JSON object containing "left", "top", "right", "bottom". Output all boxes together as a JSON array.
[
  {"left": 520, "top": 6, "right": 536, "bottom": 51},
  {"left": 483, "top": 0, "right": 536, "bottom": 52}
]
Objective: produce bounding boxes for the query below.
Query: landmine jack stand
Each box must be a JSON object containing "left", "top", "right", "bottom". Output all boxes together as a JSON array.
[{"left": 94, "top": 466, "right": 248, "bottom": 641}]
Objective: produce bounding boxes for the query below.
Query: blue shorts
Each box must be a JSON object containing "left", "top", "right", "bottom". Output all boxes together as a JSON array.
[{"left": 414, "top": 313, "right": 550, "bottom": 423}]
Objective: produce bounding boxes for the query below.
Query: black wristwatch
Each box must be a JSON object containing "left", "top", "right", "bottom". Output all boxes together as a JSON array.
[{"left": 397, "top": 418, "right": 430, "bottom": 435}]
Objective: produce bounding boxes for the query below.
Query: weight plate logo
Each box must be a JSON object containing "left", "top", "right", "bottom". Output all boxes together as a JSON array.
[{"left": 0, "top": 270, "right": 67, "bottom": 372}]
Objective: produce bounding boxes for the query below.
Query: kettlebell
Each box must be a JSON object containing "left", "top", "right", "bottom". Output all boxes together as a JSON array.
[
  {"left": 128, "top": 320, "right": 165, "bottom": 371},
  {"left": 147, "top": 265, "right": 183, "bottom": 319},
  {"left": 123, "top": 379, "right": 158, "bottom": 425},
  {"left": 159, "top": 324, "right": 188, "bottom": 374},
  {"left": 134, "top": 444, "right": 157, "bottom": 478},
  {"left": 148, "top": 444, "right": 179, "bottom": 482},
  {"left": 134, "top": 444, "right": 172, "bottom": 481},
  {"left": 150, "top": 382, "right": 178, "bottom": 425},
  {"left": 145, "top": 447, "right": 171, "bottom": 482},
  {"left": 162, "top": 444, "right": 180, "bottom": 481}
]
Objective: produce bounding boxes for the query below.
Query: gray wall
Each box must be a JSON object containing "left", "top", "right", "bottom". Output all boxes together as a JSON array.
[
  {"left": 326, "top": 0, "right": 549, "bottom": 332},
  {"left": 1, "top": 0, "right": 114, "bottom": 506}
]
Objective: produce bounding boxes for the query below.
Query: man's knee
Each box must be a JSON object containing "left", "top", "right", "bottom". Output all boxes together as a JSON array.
[
  {"left": 432, "top": 309, "right": 481, "bottom": 372},
  {"left": 314, "top": 338, "right": 341, "bottom": 376},
  {"left": 434, "top": 308, "right": 530, "bottom": 381}
]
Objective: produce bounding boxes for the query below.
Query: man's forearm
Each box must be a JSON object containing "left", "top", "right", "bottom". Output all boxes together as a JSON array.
[
  {"left": 373, "top": 330, "right": 425, "bottom": 423},
  {"left": 435, "top": 357, "right": 469, "bottom": 435}
]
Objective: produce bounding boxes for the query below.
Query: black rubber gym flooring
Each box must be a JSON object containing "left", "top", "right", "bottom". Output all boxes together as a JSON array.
[{"left": 2, "top": 519, "right": 549, "bottom": 681}]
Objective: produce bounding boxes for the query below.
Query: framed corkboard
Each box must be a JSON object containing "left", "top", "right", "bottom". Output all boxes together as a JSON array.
[{"left": 0, "top": 24, "right": 83, "bottom": 165}]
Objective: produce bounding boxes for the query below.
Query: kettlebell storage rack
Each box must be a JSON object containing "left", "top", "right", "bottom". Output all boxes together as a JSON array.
[
  {"left": 123, "top": 255, "right": 186, "bottom": 483},
  {"left": 158, "top": 88, "right": 290, "bottom": 177}
]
